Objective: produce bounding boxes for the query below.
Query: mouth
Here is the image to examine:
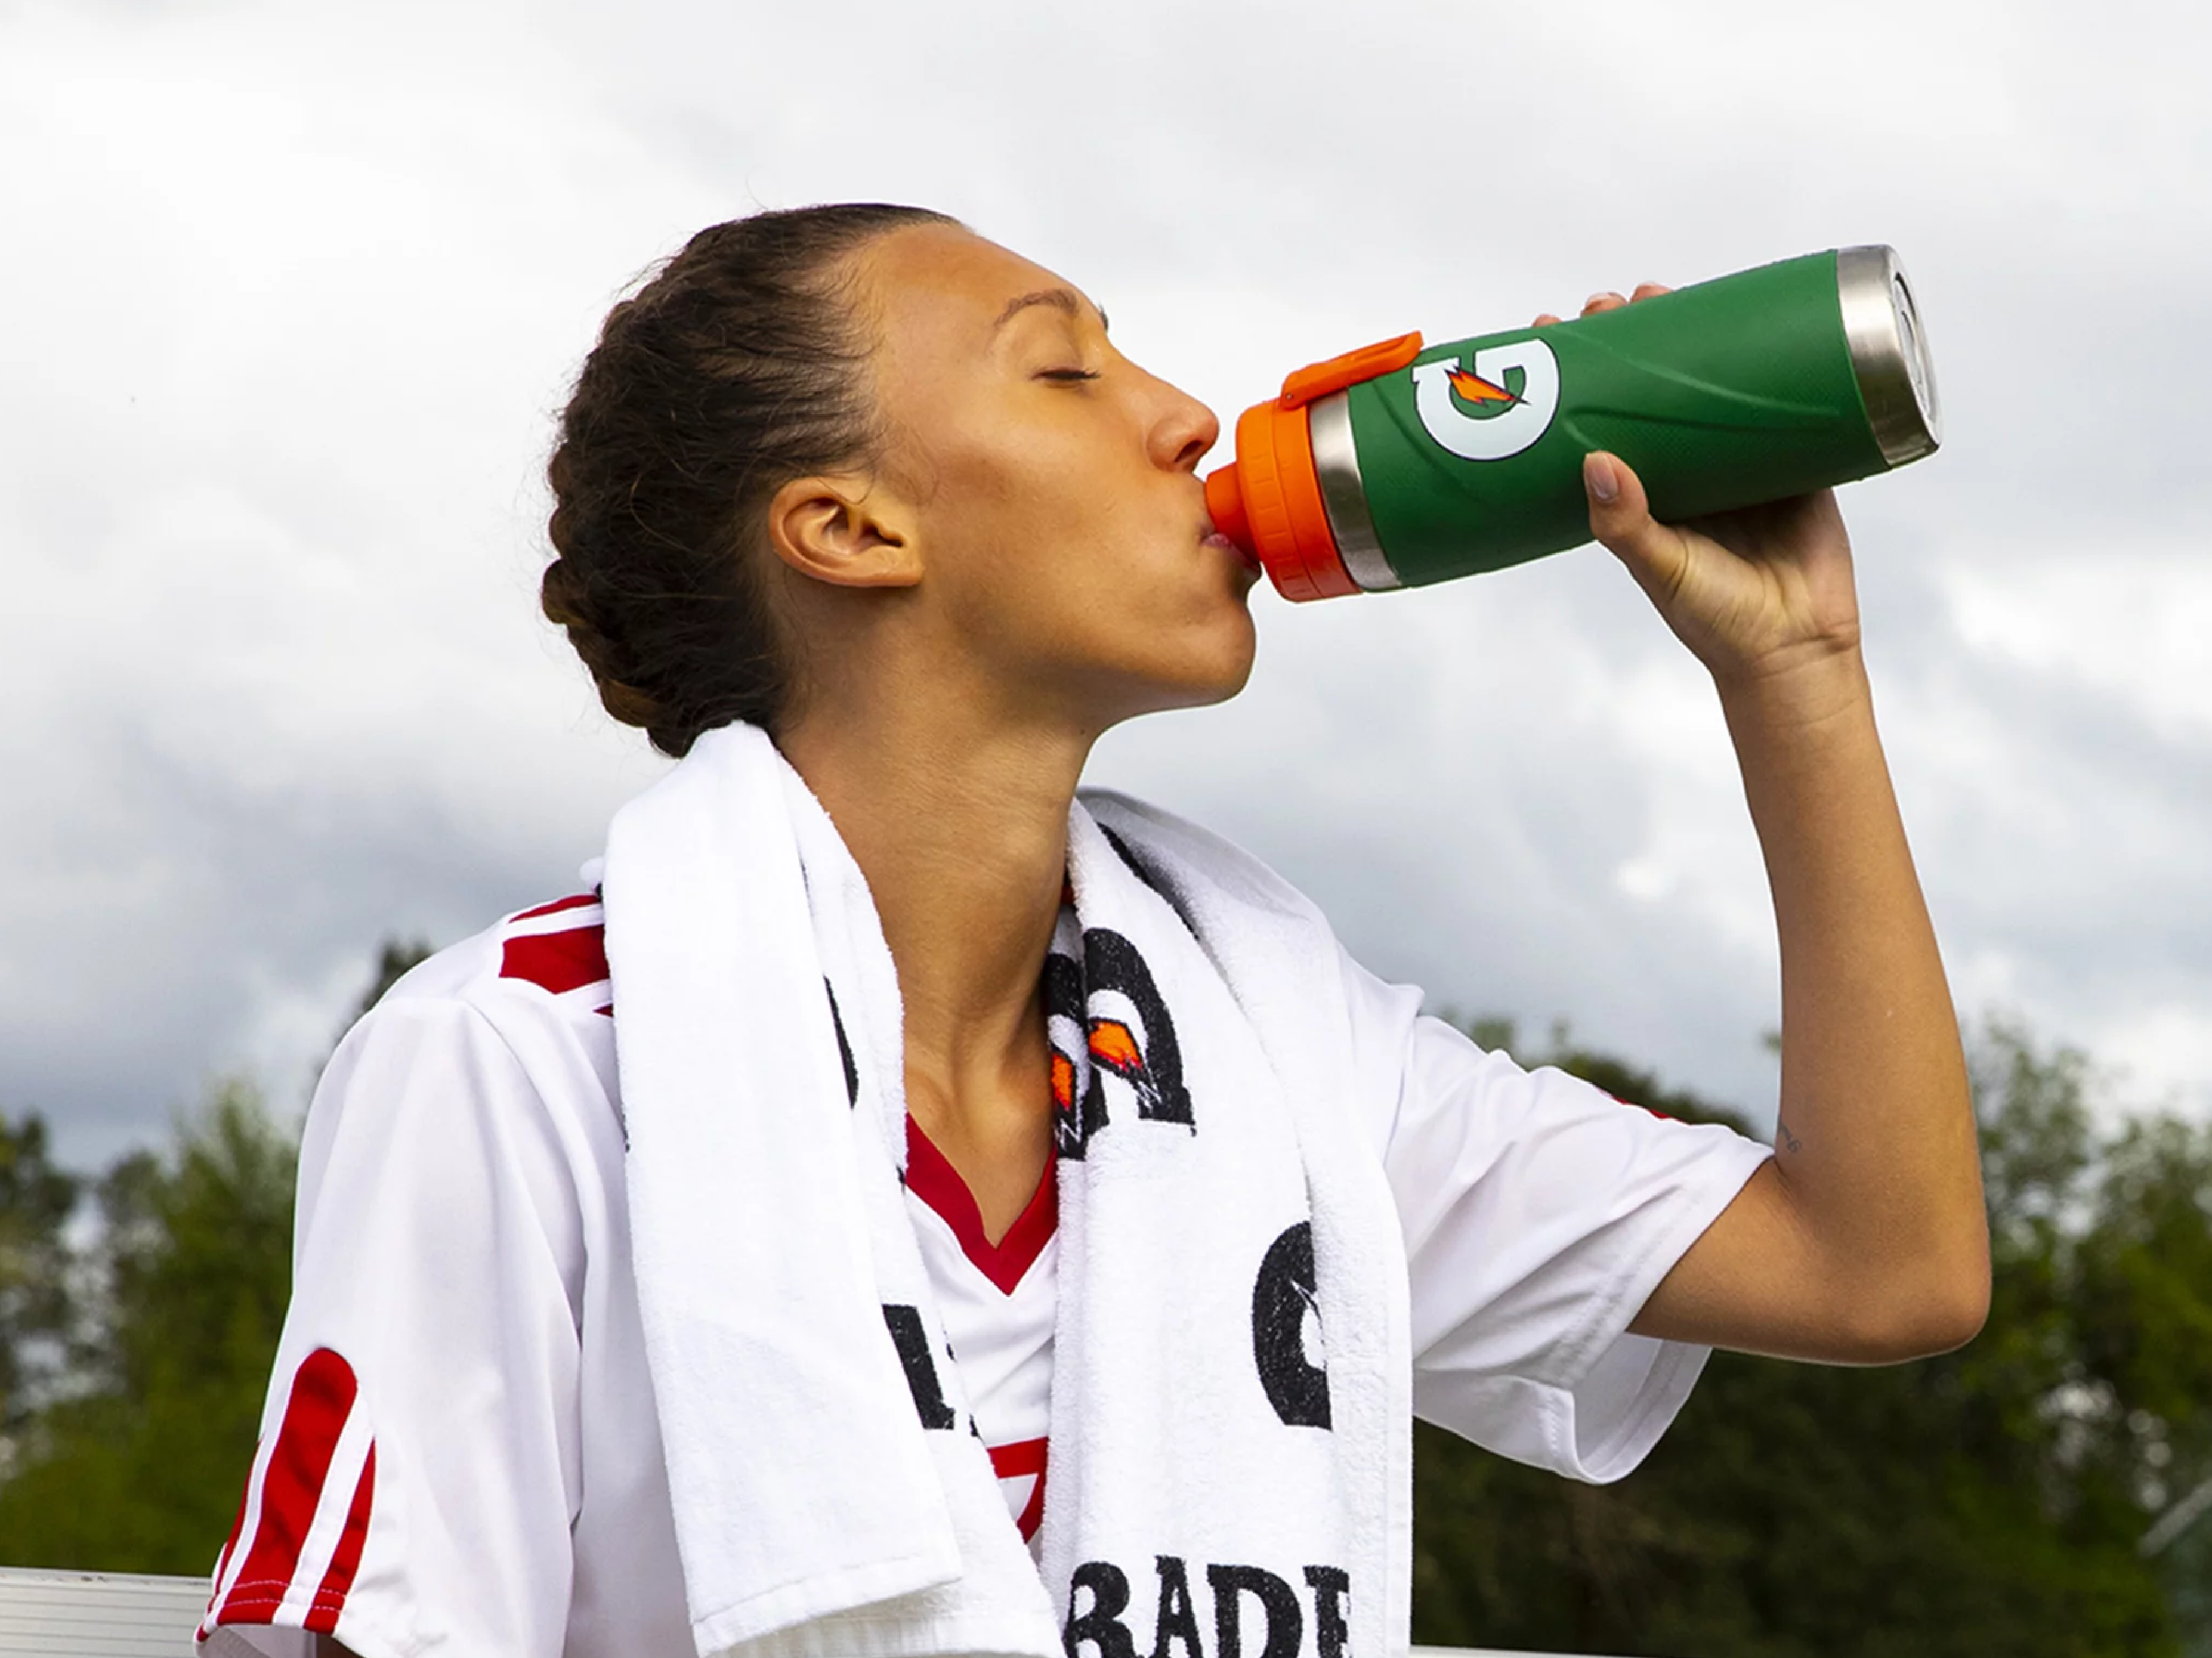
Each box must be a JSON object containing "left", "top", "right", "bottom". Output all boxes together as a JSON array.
[{"left": 1201, "top": 520, "right": 1261, "bottom": 577}]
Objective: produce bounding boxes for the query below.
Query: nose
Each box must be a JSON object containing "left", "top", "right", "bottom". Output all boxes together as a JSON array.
[{"left": 1148, "top": 379, "right": 1221, "bottom": 475}]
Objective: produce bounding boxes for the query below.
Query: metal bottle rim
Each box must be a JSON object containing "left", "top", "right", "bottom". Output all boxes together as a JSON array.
[
  {"left": 1308, "top": 391, "right": 1401, "bottom": 592},
  {"left": 1836, "top": 245, "right": 1942, "bottom": 467}
]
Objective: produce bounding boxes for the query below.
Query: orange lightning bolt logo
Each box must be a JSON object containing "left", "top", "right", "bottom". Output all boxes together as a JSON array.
[{"left": 1447, "top": 366, "right": 1521, "bottom": 407}]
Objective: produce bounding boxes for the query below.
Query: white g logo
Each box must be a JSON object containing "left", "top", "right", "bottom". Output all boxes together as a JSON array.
[{"left": 1411, "top": 338, "right": 1561, "bottom": 462}]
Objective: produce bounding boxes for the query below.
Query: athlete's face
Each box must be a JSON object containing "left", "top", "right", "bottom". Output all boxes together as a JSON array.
[{"left": 849, "top": 224, "right": 1258, "bottom": 728}]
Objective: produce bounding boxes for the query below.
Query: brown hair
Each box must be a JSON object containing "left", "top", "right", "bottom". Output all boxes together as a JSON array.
[{"left": 541, "top": 203, "right": 957, "bottom": 757}]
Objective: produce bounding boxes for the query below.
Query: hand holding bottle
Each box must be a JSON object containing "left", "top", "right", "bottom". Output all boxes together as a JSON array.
[{"left": 1554, "top": 287, "right": 1864, "bottom": 703}]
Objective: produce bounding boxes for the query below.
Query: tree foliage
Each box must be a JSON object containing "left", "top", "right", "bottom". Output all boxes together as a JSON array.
[
  {"left": 0, "top": 938, "right": 427, "bottom": 1573},
  {"left": 0, "top": 955, "right": 2205, "bottom": 1654},
  {"left": 1410, "top": 1019, "right": 2212, "bottom": 1657},
  {"left": 0, "top": 1112, "right": 76, "bottom": 1436},
  {"left": 0, "top": 1079, "right": 298, "bottom": 1572}
]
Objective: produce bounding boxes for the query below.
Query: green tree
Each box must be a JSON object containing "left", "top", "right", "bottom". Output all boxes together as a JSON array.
[
  {"left": 1408, "top": 1018, "right": 2205, "bottom": 1657},
  {"left": 0, "top": 1112, "right": 78, "bottom": 1437},
  {"left": 0, "top": 937, "right": 430, "bottom": 1573},
  {"left": 4, "top": 946, "right": 2206, "bottom": 1656},
  {"left": 0, "top": 1079, "right": 298, "bottom": 1572},
  {"left": 356, "top": 937, "right": 433, "bottom": 1021}
]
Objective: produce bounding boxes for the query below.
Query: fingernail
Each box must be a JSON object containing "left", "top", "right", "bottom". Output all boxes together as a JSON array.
[
  {"left": 1585, "top": 290, "right": 1621, "bottom": 310},
  {"left": 1583, "top": 453, "right": 1618, "bottom": 503}
]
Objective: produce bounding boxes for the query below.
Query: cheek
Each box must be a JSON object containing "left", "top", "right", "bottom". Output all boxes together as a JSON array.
[
  {"left": 912, "top": 432, "right": 1091, "bottom": 570},
  {"left": 900, "top": 419, "right": 1248, "bottom": 689},
  {"left": 920, "top": 450, "right": 1139, "bottom": 622},
  {"left": 910, "top": 400, "right": 1096, "bottom": 522}
]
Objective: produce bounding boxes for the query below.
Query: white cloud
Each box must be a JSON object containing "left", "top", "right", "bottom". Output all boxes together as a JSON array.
[
  {"left": 6, "top": 0, "right": 2212, "bottom": 1166},
  {"left": 1944, "top": 552, "right": 2212, "bottom": 740}
]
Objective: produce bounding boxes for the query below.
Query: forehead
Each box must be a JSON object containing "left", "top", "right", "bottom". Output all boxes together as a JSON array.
[{"left": 854, "top": 224, "right": 1098, "bottom": 358}]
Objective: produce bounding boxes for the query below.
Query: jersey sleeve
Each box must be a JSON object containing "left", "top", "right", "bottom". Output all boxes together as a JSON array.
[
  {"left": 1343, "top": 953, "right": 1772, "bottom": 1484},
  {"left": 198, "top": 988, "right": 592, "bottom": 1658}
]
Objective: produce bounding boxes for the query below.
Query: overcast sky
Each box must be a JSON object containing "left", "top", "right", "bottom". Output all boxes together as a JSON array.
[{"left": 7, "top": 0, "right": 2209, "bottom": 1170}]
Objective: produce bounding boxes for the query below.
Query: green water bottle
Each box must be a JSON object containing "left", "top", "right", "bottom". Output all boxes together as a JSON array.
[{"left": 1202, "top": 246, "right": 1941, "bottom": 601}]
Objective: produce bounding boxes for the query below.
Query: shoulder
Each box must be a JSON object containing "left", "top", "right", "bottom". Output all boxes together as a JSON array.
[
  {"left": 1077, "top": 788, "right": 1328, "bottom": 930},
  {"left": 1076, "top": 787, "right": 1416, "bottom": 1040},
  {"left": 387, "top": 889, "right": 613, "bottom": 1024},
  {"left": 311, "top": 890, "right": 625, "bottom": 1228},
  {"left": 1078, "top": 788, "right": 1429, "bottom": 1153},
  {"left": 366, "top": 889, "right": 617, "bottom": 1083}
]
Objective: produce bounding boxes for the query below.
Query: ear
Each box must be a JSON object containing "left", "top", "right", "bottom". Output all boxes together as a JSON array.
[{"left": 764, "top": 474, "right": 923, "bottom": 590}]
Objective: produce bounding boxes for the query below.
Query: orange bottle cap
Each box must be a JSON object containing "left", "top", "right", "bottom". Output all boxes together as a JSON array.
[{"left": 1204, "top": 331, "right": 1420, "bottom": 602}]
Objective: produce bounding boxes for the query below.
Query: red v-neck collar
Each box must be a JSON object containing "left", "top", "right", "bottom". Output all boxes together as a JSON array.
[{"left": 904, "top": 1117, "right": 1058, "bottom": 1295}]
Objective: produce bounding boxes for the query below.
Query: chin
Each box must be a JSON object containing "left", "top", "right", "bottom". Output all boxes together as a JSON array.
[
  {"left": 1127, "top": 623, "right": 1259, "bottom": 719},
  {"left": 1199, "top": 634, "right": 1259, "bottom": 705},
  {"left": 1067, "top": 597, "right": 1258, "bottom": 732}
]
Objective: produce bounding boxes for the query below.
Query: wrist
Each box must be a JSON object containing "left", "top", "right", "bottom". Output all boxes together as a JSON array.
[{"left": 1714, "top": 641, "right": 1873, "bottom": 740}]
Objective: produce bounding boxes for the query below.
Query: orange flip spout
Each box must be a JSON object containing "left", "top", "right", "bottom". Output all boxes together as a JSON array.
[
  {"left": 1202, "top": 330, "right": 1421, "bottom": 602},
  {"left": 1204, "top": 463, "right": 1250, "bottom": 552}
]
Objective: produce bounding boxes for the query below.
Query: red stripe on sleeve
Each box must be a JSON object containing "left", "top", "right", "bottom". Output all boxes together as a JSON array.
[
  {"left": 500, "top": 925, "right": 610, "bottom": 995},
  {"left": 514, "top": 893, "right": 600, "bottom": 921},
  {"left": 303, "top": 1444, "right": 376, "bottom": 1634},
  {"left": 205, "top": 1466, "right": 255, "bottom": 1620},
  {"left": 218, "top": 1347, "right": 358, "bottom": 1623}
]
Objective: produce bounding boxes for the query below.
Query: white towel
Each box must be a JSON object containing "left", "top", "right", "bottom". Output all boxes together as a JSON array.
[{"left": 601, "top": 725, "right": 1411, "bottom": 1658}]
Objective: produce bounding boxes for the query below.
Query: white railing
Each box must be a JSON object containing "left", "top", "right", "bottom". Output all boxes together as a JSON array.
[
  {"left": 0, "top": 1566, "right": 1605, "bottom": 1657},
  {"left": 0, "top": 1569, "right": 211, "bottom": 1656}
]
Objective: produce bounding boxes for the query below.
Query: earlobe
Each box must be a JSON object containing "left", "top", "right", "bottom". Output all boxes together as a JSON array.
[{"left": 765, "top": 475, "right": 923, "bottom": 590}]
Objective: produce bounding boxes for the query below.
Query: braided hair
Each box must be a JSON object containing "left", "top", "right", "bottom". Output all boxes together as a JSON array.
[{"left": 541, "top": 203, "right": 957, "bottom": 756}]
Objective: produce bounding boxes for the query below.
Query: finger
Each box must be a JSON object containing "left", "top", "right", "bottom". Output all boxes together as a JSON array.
[
  {"left": 1630, "top": 282, "right": 1672, "bottom": 302},
  {"left": 1531, "top": 311, "right": 1564, "bottom": 328},
  {"left": 1580, "top": 290, "right": 1627, "bottom": 316},
  {"left": 1583, "top": 451, "right": 1686, "bottom": 598}
]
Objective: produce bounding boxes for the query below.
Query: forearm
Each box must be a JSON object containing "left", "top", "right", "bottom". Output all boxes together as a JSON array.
[
  {"left": 1722, "top": 648, "right": 1988, "bottom": 1353},
  {"left": 1577, "top": 429, "right": 1985, "bottom": 1360}
]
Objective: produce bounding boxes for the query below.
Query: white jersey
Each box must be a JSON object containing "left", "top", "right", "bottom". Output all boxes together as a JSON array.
[
  {"left": 902, "top": 1116, "right": 1056, "bottom": 1546},
  {"left": 200, "top": 885, "right": 1769, "bottom": 1658}
]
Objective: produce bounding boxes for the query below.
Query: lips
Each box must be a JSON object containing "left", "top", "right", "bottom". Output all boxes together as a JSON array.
[{"left": 1202, "top": 520, "right": 1260, "bottom": 576}]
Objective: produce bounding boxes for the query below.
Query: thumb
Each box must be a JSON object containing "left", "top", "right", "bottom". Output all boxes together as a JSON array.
[{"left": 1583, "top": 450, "right": 1684, "bottom": 596}]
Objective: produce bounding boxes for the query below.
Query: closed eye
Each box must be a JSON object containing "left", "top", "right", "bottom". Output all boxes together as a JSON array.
[{"left": 1037, "top": 367, "right": 1101, "bottom": 382}]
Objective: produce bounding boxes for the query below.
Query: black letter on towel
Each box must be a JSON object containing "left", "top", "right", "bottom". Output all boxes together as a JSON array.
[
  {"left": 824, "top": 979, "right": 859, "bottom": 1108},
  {"left": 1048, "top": 952, "right": 1107, "bottom": 1161},
  {"left": 1303, "top": 1566, "right": 1350, "bottom": 1658},
  {"left": 1080, "top": 929, "right": 1193, "bottom": 1128},
  {"left": 1250, "top": 1222, "right": 1331, "bottom": 1429},
  {"left": 881, "top": 1304, "right": 956, "bottom": 1430},
  {"left": 1151, "top": 1555, "right": 1204, "bottom": 1658},
  {"left": 1206, "top": 1565, "right": 1301, "bottom": 1658},
  {"left": 1064, "top": 1561, "right": 1138, "bottom": 1658}
]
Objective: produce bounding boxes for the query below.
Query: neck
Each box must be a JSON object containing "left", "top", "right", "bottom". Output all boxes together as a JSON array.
[{"left": 777, "top": 673, "right": 1091, "bottom": 1171}]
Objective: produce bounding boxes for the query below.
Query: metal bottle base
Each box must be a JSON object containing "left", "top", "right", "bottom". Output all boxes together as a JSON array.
[{"left": 1836, "top": 244, "right": 1941, "bottom": 467}]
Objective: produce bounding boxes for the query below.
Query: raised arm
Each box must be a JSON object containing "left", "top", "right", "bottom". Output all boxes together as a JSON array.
[{"left": 1561, "top": 292, "right": 1989, "bottom": 1363}]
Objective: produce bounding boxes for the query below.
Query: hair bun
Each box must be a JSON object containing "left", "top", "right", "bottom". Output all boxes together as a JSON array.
[
  {"left": 540, "top": 203, "right": 956, "bottom": 757},
  {"left": 539, "top": 556, "right": 667, "bottom": 735}
]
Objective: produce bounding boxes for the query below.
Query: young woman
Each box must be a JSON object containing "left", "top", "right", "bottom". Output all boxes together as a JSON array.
[{"left": 199, "top": 205, "right": 1989, "bottom": 1658}]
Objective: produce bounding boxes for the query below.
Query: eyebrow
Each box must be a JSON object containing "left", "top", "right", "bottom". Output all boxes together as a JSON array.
[{"left": 993, "top": 287, "right": 1110, "bottom": 334}]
